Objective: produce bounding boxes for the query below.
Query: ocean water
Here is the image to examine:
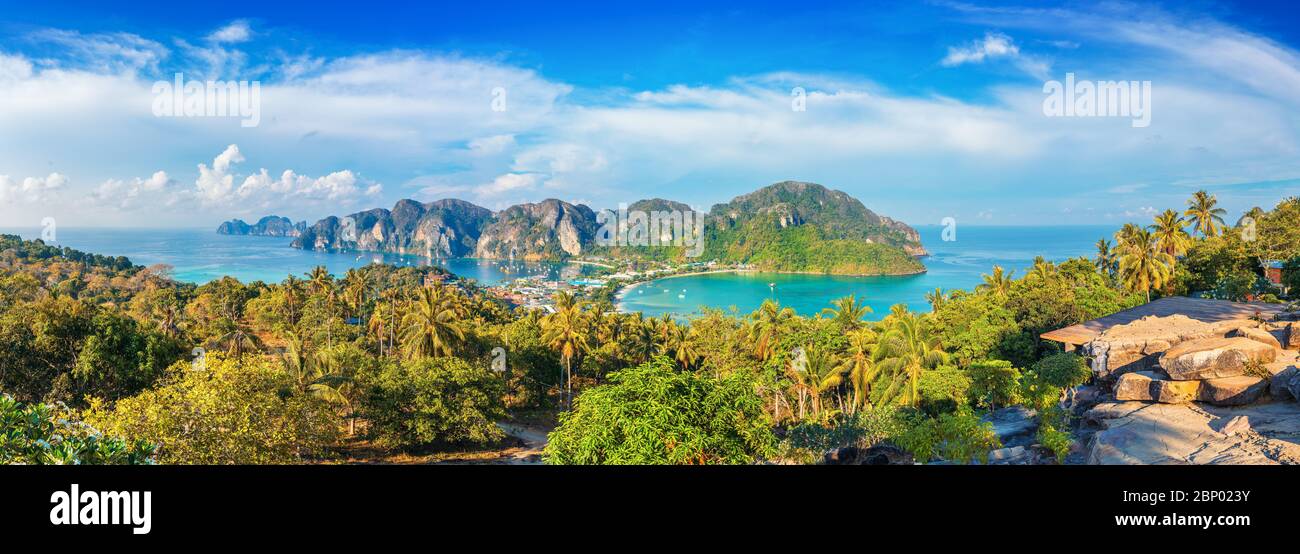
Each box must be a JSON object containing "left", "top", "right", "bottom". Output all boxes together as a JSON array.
[
  {"left": 0, "top": 225, "right": 1117, "bottom": 317},
  {"left": 618, "top": 225, "right": 1119, "bottom": 319},
  {"left": 0, "top": 228, "right": 594, "bottom": 285}
]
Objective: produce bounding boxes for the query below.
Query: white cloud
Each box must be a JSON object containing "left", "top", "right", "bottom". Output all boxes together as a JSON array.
[
  {"left": 941, "top": 32, "right": 1051, "bottom": 79},
  {"left": 0, "top": 172, "right": 67, "bottom": 204},
  {"left": 208, "top": 21, "right": 253, "bottom": 44},
  {"left": 91, "top": 171, "right": 174, "bottom": 209},
  {"left": 943, "top": 32, "right": 1021, "bottom": 66}
]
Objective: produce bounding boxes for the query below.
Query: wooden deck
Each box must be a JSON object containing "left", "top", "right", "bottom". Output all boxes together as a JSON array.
[{"left": 1040, "top": 296, "right": 1289, "bottom": 347}]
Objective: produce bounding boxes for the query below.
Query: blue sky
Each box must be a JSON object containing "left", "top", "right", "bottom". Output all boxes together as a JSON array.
[{"left": 1, "top": 0, "right": 1298, "bottom": 228}]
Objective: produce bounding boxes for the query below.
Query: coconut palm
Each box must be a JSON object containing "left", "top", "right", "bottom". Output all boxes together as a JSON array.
[
  {"left": 1184, "top": 190, "right": 1227, "bottom": 238},
  {"left": 924, "top": 288, "right": 947, "bottom": 311},
  {"left": 786, "top": 344, "right": 845, "bottom": 421},
  {"left": 870, "top": 306, "right": 949, "bottom": 407},
  {"left": 280, "top": 334, "right": 357, "bottom": 435},
  {"left": 822, "top": 294, "right": 872, "bottom": 330},
  {"left": 657, "top": 322, "right": 700, "bottom": 369},
  {"left": 977, "top": 266, "right": 1014, "bottom": 296},
  {"left": 541, "top": 291, "right": 590, "bottom": 409},
  {"left": 749, "top": 299, "right": 795, "bottom": 361},
  {"left": 208, "top": 325, "right": 262, "bottom": 357},
  {"left": 1149, "top": 209, "right": 1192, "bottom": 257},
  {"left": 399, "top": 286, "right": 467, "bottom": 359},
  {"left": 1027, "top": 256, "right": 1057, "bottom": 281},
  {"left": 835, "top": 328, "right": 880, "bottom": 413},
  {"left": 1117, "top": 228, "right": 1175, "bottom": 302},
  {"left": 1094, "top": 239, "right": 1116, "bottom": 276}
]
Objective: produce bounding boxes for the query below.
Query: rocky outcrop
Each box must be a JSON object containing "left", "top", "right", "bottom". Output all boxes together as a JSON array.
[
  {"left": 1270, "top": 366, "right": 1300, "bottom": 400},
  {"left": 1082, "top": 315, "right": 1223, "bottom": 379},
  {"left": 217, "top": 215, "right": 307, "bottom": 237},
  {"left": 1114, "top": 371, "right": 1200, "bottom": 403},
  {"left": 1197, "top": 376, "right": 1270, "bottom": 406},
  {"left": 980, "top": 406, "right": 1038, "bottom": 449},
  {"left": 292, "top": 199, "right": 492, "bottom": 257},
  {"left": 1082, "top": 401, "right": 1300, "bottom": 464},
  {"left": 1286, "top": 321, "right": 1300, "bottom": 349},
  {"left": 1230, "top": 326, "right": 1283, "bottom": 350},
  {"left": 473, "top": 199, "right": 598, "bottom": 259},
  {"left": 1158, "top": 337, "right": 1278, "bottom": 380}
]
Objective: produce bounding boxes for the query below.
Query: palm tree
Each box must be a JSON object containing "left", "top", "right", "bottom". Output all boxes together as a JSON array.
[
  {"left": 1094, "top": 239, "right": 1116, "bottom": 276},
  {"left": 399, "top": 286, "right": 467, "bottom": 359},
  {"left": 1149, "top": 209, "right": 1192, "bottom": 257},
  {"left": 786, "top": 344, "right": 845, "bottom": 421},
  {"left": 657, "top": 322, "right": 700, "bottom": 369},
  {"left": 1027, "top": 256, "right": 1057, "bottom": 281},
  {"left": 749, "top": 299, "right": 795, "bottom": 361},
  {"left": 1117, "top": 228, "right": 1175, "bottom": 302},
  {"left": 977, "top": 266, "right": 1014, "bottom": 296},
  {"left": 822, "top": 295, "right": 872, "bottom": 330},
  {"left": 835, "top": 328, "right": 879, "bottom": 414},
  {"left": 924, "top": 288, "right": 947, "bottom": 311},
  {"left": 1184, "top": 190, "right": 1227, "bottom": 237},
  {"left": 208, "top": 325, "right": 262, "bottom": 357},
  {"left": 541, "top": 291, "right": 589, "bottom": 409},
  {"left": 280, "top": 334, "right": 357, "bottom": 435},
  {"left": 870, "top": 306, "right": 948, "bottom": 407}
]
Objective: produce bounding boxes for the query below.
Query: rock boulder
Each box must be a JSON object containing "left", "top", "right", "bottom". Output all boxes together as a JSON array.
[
  {"left": 1231, "top": 326, "right": 1283, "bottom": 350},
  {"left": 1082, "top": 315, "right": 1223, "bottom": 379},
  {"left": 1198, "top": 376, "right": 1270, "bottom": 406},
  {"left": 1158, "top": 337, "right": 1278, "bottom": 381},
  {"left": 1114, "top": 371, "right": 1200, "bottom": 403},
  {"left": 1270, "top": 366, "right": 1299, "bottom": 401}
]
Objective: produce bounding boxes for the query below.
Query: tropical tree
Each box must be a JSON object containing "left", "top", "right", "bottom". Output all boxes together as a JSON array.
[
  {"left": 1094, "top": 239, "right": 1116, "bottom": 276},
  {"left": 924, "top": 288, "right": 947, "bottom": 311},
  {"left": 823, "top": 294, "right": 872, "bottom": 330},
  {"left": 541, "top": 291, "right": 590, "bottom": 409},
  {"left": 870, "top": 306, "right": 949, "bottom": 407},
  {"left": 1027, "top": 256, "right": 1057, "bottom": 281},
  {"left": 977, "top": 266, "right": 1014, "bottom": 296},
  {"left": 1184, "top": 190, "right": 1227, "bottom": 238},
  {"left": 749, "top": 300, "right": 795, "bottom": 361},
  {"left": 1149, "top": 209, "right": 1192, "bottom": 257},
  {"left": 399, "top": 286, "right": 467, "bottom": 359},
  {"left": 1117, "top": 228, "right": 1175, "bottom": 302},
  {"left": 834, "top": 328, "right": 879, "bottom": 413},
  {"left": 785, "top": 345, "right": 845, "bottom": 421}
]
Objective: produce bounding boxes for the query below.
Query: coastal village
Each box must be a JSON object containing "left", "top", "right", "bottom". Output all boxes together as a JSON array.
[{"left": 478, "top": 258, "right": 742, "bottom": 312}]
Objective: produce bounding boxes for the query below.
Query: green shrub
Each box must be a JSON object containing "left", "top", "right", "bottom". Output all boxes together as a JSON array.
[
  {"left": 544, "top": 357, "right": 776, "bottom": 464},
  {"left": 894, "top": 408, "right": 1002, "bottom": 464},
  {"left": 918, "top": 365, "right": 972, "bottom": 415},
  {"left": 0, "top": 394, "right": 155, "bottom": 465},
  {"left": 969, "top": 360, "right": 1022, "bottom": 410},
  {"left": 362, "top": 357, "right": 506, "bottom": 450},
  {"left": 84, "top": 355, "right": 339, "bottom": 464}
]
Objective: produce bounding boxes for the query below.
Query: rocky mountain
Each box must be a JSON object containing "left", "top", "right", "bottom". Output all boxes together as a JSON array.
[
  {"left": 217, "top": 216, "right": 307, "bottom": 237},
  {"left": 291, "top": 199, "right": 492, "bottom": 257},
  {"left": 474, "top": 199, "right": 598, "bottom": 259},
  {"left": 285, "top": 180, "right": 928, "bottom": 274},
  {"left": 708, "top": 181, "right": 926, "bottom": 256}
]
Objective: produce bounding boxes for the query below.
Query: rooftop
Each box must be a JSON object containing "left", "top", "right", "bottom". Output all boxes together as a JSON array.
[{"left": 1040, "top": 296, "right": 1290, "bottom": 347}]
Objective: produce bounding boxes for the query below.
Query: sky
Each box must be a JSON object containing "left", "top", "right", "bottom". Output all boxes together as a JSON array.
[{"left": 1, "top": 0, "right": 1298, "bottom": 228}]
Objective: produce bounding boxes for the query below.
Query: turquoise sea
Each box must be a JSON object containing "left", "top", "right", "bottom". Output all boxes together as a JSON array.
[
  {"left": 1, "top": 225, "right": 1117, "bottom": 318},
  {"left": 0, "top": 228, "right": 594, "bottom": 286},
  {"left": 618, "top": 225, "right": 1118, "bottom": 319}
]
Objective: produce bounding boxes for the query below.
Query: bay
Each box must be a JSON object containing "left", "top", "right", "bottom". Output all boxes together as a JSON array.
[
  {"left": 617, "top": 225, "right": 1118, "bottom": 319},
  {"left": 0, "top": 227, "right": 594, "bottom": 285}
]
